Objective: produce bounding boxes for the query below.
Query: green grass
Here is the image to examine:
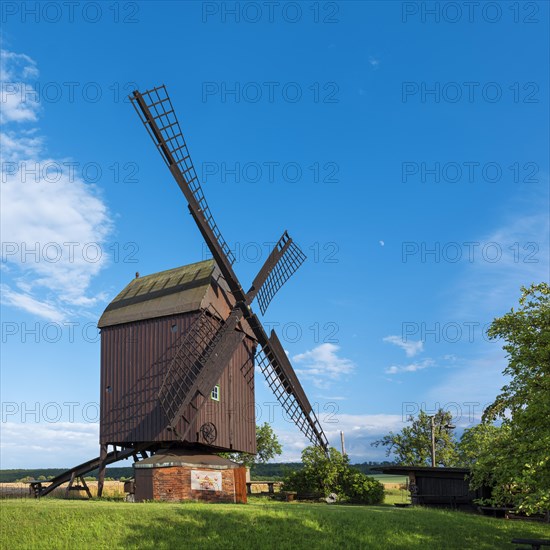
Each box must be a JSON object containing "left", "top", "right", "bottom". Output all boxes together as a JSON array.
[
  {"left": 383, "top": 487, "right": 411, "bottom": 505},
  {"left": 1, "top": 498, "right": 548, "bottom": 549},
  {"left": 370, "top": 474, "right": 408, "bottom": 484}
]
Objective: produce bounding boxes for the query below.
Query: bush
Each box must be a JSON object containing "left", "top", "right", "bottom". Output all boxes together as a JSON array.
[
  {"left": 341, "top": 469, "right": 384, "bottom": 505},
  {"left": 282, "top": 446, "right": 384, "bottom": 505}
]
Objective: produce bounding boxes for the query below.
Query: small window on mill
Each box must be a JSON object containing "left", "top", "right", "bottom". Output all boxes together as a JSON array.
[{"left": 211, "top": 385, "right": 220, "bottom": 401}]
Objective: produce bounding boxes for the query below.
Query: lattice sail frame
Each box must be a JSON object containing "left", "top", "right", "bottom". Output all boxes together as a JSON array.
[
  {"left": 130, "top": 85, "right": 235, "bottom": 265},
  {"left": 256, "top": 233, "right": 307, "bottom": 315},
  {"left": 158, "top": 308, "right": 223, "bottom": 432},
  {"left": 256, "top": 347, "right": 329, "bottom": 449}
]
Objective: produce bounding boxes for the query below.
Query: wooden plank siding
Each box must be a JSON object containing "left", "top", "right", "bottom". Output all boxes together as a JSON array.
[{"left": 100, "top": 312, "right": 256, "bottom": 454}]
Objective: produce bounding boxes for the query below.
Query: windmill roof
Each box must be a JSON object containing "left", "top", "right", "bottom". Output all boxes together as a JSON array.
[
  {"left": 98, "top": 259, "right": 224, "bottom": 328},
  {"left": 134, "top": 449, "right": 240, "bottom": 469}
]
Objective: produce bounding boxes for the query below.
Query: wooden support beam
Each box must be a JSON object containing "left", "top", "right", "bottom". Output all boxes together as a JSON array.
[
  {"left": 97, "top": 444, "right": 108, "bottom": 498},
  {"left": 65, "top": 472, "right": 76, "bottom": 498},
  {"left": 79, "top": 476, "right": 92, "bottom": 499}
]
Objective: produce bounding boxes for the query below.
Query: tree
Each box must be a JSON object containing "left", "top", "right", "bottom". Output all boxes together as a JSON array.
[
  {"left": 468, "top": 283, "right": 550, "bottom": 515},
  {"left": 371, "top": 409, "right": 459, "bottom": 466},
  {"left": 220, "top": 422, "right": 282, "bottom": 468},
  {"left": 457, "top": 422, "right": 502, "bottom": 467},
  {"left": 282, "top": 446, "right": 384, "bottom": 504}
]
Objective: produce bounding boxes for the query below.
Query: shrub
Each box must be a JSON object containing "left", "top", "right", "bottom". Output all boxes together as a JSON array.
[
  {"left": 282, "top": 446, "right": 384, "bottom": 505},
  {"left": 341, "top": 469, "right": 384, "bottom": 505}
]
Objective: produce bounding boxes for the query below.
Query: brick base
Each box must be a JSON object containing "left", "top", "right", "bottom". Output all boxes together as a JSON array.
[{"left": 134, "top": 463, "right": 247, "bottom": 503}]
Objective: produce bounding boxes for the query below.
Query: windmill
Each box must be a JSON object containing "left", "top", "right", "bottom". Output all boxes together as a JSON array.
[{"left": 32, "top": 85, "right": 328, "bottom": 501}]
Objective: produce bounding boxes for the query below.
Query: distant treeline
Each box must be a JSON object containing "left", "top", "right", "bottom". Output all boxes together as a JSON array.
[
  {"left": 0, "top": 467, "right": 134, "bottom": 483},
  {"left": 250, "top": 461, "right": 394, "bottom": 480},
  {"left": 1, "top": 461, "right": 394, "bottom": 483}
]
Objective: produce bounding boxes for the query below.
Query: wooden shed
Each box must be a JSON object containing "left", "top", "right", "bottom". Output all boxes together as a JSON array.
[
  {"left": 379, "top": 466, "right": 491, "bottom": 510},
  {"left": 98, "top": 259, "right": 257, "bottom": 454}
]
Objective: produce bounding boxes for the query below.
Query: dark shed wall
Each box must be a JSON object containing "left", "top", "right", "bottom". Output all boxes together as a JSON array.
[
  {"left": 100, "top": 312, "right": 256, "bottom": 453},
  {"left": 413, "top": 472, "right": 485, "bottom": 507},
  {"left": 416, "top": 474, "right": 471, "bottom": 497}
]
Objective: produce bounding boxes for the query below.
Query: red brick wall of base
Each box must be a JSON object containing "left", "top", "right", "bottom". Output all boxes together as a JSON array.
[{"left": 135, "top": 465, "right": 247, "bottom": 504}]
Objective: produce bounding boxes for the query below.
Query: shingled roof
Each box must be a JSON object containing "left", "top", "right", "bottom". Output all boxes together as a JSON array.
[{"left": 98, "top": 259, "right": 224, "bottom": 328}]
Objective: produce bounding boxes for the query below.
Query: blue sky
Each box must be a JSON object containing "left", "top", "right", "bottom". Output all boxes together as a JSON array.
[{"left": 1, "top": 1, "right": 548, "bottom": 468}]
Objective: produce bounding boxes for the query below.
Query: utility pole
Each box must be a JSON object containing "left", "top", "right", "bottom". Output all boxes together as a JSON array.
[
  {"left": 430, "top": 415, "right": 436, "bottom": 467},
  {"left": 429, "top": 415, "right": 455, "bottom": 467},
  {"left": 340, "top": 431, "right": 346, "bottom": 456}
]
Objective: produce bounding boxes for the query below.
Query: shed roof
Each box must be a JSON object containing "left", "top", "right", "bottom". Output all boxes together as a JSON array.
[
  {"left": 98, "top": 259, "right": 224, "bottom": 328},
  {"left": 378, "top": 466, "right": 470, "bottom": 476},
  {"left": 134, "top": 449, "right": 240, "bottom": 470}
]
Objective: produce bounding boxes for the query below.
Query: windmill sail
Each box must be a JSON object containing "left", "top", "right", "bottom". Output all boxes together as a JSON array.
[
  {"left": 130, "top": 86, "right": 245, "bottom": 301},
  {"left": 247, "top": 314, "right": 329, "bottom": 450},
  {"left": 246, "top": 231, "right": 307, "bottom": 314},
  {"left": 131, "top": 85, "right": 329, "bottom": 453}
]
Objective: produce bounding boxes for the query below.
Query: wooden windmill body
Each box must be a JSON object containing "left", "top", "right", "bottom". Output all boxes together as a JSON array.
[{"left": 98, "top": 260, "right": 257, "bottom": 454}]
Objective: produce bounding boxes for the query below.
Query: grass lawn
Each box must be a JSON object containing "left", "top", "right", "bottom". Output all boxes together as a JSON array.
[
  {"left": 1, "top": 498, "right": 549, "bottom": 549},
  {"left": 371, "top": 474, "right": 408, "bottom": 485}
]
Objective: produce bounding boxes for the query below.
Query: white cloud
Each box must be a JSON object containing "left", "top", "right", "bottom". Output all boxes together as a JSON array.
[
  {"left": 0, "top": 422, "right": 101, "bottom": 468},
  {"left": 1, "top": 49, "right": 113, "bottom": 320},
  {"left": 385, "top": 358, "right": 434, "bottom": 375},
  {"left": 293, "top": 343, "right": 356, "bottom": 388},
  {"left": 1, "top": 285, "right": 66, "bottom": 322},
  {"left": 316, "top": 395, "right": 347, "bottom": 401},
  {"left": 383, "top": 335, "right": 423, "bottom": 357},
  {"left": 0, "top": 50, "right": 40, "bottom": 123},
  {"left": 274, "top": 413, "right": 405, "bottom": 462}
]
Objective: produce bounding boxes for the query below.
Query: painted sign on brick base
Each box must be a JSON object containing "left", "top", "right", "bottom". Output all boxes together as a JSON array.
[{"left": 191, "top": 470, "right": 222, "bottom": 491}]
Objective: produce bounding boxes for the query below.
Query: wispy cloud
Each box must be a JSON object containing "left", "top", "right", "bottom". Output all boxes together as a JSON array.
[
  {"left": 0, "top": 50, "right": 40, "bottom": 123},
  {"left": 0, "top": 285, "right": 66, "bottom": 322},
  {"left": 316, "top": 395, "right": 347, "bottom": 401},
  {"left": 274, "top": 413, "right": 405, "bottom": 462},
  {"left": 293, "top": 343, "right": 356, "bottom": 388},
  {"left": 1, "top": 49, "right": 113, "bottom": 321},
  {"left": 425, "top": 350, "right": 508, "bottom": 411},
  {"left": 385, "top": 358, "right": 434, "bottom": 375},
  {"left": 450, "top": 197, "right": 549, "bottom": 321},
  {"left": 0, "top": 422, "right": 100, "bottom": 469},
  {"left": 383, "top": 335, "right": 423, "bottom": 357},
  {"left": 368, "top": 55, "right": 380, "bottom": 69}
]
